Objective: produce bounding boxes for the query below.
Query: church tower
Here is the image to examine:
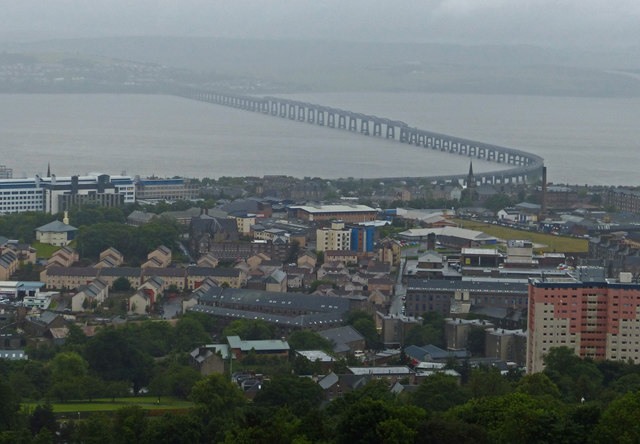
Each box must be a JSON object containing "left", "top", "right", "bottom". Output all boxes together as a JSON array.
[{"left": 464, "top": 161, "right": 478, "bottom": 203}]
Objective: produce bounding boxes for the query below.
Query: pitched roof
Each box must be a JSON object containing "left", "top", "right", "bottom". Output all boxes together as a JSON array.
[
  {"left": 143, "top": 267, "right": 186, "bottom": 278},
  {"left": 36, "top": 220, "right": 78, "bottom": 232},
  {"left": 319, "top": 325, "right": 365, "bottom": 353}
]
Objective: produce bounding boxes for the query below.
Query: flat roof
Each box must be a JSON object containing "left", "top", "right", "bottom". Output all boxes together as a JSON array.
[{"left": 290, "top": 204, "right": 376, "bottom": 213}]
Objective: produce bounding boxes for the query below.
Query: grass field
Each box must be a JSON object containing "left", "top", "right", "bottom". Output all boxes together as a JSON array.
[
  {"left": 23, "top": 397, "right": 193, "bottom": 414},
  {"left": 454, "top": 219, "right": 588, "bottom": 253},
  {"left": 32, "top": 241, "right": 60, "bottom": 259}
]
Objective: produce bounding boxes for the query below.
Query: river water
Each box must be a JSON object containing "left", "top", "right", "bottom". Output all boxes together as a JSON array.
[{"left": 1, "top": 93, "right": 638, "bottom": 185}]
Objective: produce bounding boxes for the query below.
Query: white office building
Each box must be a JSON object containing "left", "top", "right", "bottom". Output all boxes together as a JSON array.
[{"left": 0, "top": 173, "right": 135, "bottom": 214}]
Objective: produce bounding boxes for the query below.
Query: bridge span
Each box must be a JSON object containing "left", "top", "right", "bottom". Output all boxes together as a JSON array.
[{"left": 176, "top": 88, "right": 544, "bottom": 186}]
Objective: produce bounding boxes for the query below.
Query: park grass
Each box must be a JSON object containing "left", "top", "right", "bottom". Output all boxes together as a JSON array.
[
  {"left": 23, "top": 397, "right": 193, "bottom": 414},
  {"left": 453, "top": 219, "right": 588, "bottom": 253},
  {"left": 32, "top": 241, "right": 60, "bottom": 259}
]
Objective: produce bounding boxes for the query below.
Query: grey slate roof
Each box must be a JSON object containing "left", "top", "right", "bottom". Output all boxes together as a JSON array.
[
  {"left": 189, "top": 304, "right": 345, "bottom": 328},
  {"left": 404, "top": 344, "right": 469, "bottom": 362},
  {"left": 36, "top": 220, "right": 78, "bottom": 232},
  {"left": 319, "top": 325, "right": 365, "bottom": 354},
  {"left": 99, "top": 267, "right": 142, "bottom": 277}
]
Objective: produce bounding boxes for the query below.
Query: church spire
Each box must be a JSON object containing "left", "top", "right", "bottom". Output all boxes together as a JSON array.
[
  {"left": 46, "top": 162, "right": 51, "bottom": 178},
  {"left": 468, "top": 161, "right": 474, "bottom": 179}
]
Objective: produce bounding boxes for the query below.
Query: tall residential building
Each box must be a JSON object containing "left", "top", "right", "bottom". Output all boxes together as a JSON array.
[
  {"left": 316, "top": 221, "right": 351, "bottom": 252},
  {"left": 527, "top": 267, "right": 640, "bottom": 374},
  {"left": 0, "top": 173, "right": 135, "bottom": 214}
]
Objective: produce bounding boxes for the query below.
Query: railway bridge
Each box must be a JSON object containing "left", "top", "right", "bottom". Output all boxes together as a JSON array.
[{"left": 176, "top": 88, "right": 544, "bottom": 186}]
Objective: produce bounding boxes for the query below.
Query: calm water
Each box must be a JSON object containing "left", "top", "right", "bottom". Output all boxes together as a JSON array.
[{"left": 1, "top": 93, "right": 638, "bottom": 185}]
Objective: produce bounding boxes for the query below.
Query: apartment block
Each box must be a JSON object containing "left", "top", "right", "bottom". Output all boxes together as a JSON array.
[
  {"left": 316, "top": 221, "right": 351, "bottom": 252},
  {"left": 527, "top": 267, "right": 640, "bottom": 374}
]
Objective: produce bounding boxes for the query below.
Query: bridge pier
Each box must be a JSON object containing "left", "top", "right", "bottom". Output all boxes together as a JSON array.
[
  {"left": 308, "top": 108, "right": 315, "bottom": 123},
  {"left": 348, "top": 116, "right": 357, "bottom": 131},
  {"left": 361, "top": 120, "right": 370, "bottom": 135},
  {"left": 399, "top": 128, "right": 409, "bottom": 143},
  {"left": 338, "top": 115, "right": 346, "bottom": 129},
  {"left": 288, "top": 104, "right": 296, "bottom": 120},
  {"left": 318, "top": 111, "right": 325, "bottom": 126},
  {"left": 386, "top": 125, "right": 395, "bottom": 139},
  {"left": 328, "top": 113, "right": 335, "bottom": 128},
  {"left": 373, "top": 122, "right": 382, "bottom": 137},
  {"left": 279, "top": 103, "right": 287, "bottom": 118}
]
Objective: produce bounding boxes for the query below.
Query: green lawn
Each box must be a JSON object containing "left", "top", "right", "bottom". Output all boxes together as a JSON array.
[
  {"left": 23, "top": 397, "right": 193, "bottom": 414},
  {"left": 32, "top": 241, "right": 60, "bottom": 259},
  {"left": 454, "top": 219, "right": 588, "bottom": 253}
]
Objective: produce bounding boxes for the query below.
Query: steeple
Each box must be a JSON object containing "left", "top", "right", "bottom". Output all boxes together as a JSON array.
[
  {"left": 46, "top": 162, "right": 51, "bottom": 178},
  {"left": 464, "top": 161, "right": 478, "bottom": 203}
]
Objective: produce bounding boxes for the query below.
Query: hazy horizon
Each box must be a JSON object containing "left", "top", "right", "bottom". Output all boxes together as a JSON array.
[{"left": 1, "top": 1, "right": 639, "bottom": 51}]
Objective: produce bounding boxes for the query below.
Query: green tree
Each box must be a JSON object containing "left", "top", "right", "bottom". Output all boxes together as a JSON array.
[
  {"left": 593, "top": 391, "right": 640, "bottom": 443},
  {"left": 516, "top": 373, "right": 561, "bottom": 399},
  {"left": 450, "top": 392, "right": 565, "bottom": 443},
  {"left": 28, "top": 402, "right": 56, "bottom": 436},
  {"left": 112, "top": 277, "right": 132, "bottom": 292},
  {"left": 409, "top": 373, "right": 469, "bottom": 411},
  {"left": 48, "top": 351, "right": 89, "bottom": 401},
  {"left": 171, "top": 317, "right": 212, "bottom": 352},
  {"left": 85, "top": 327, "right": 153, "bottom": 394},
  {"left": 223, "top": 319, "right": 275, "bottom": 340},
  {"left": 254, "top": 374, "right": 322, "bottom": 415},
  {"left": 543, "top": 346, "right": 603, "bottom": 401},
  {"left": 468, "top": 367, "right": 512, "bottom": 398},
  {"left": 0, "top": 380, "right": 21, "bottom": 432},
  {"left": 190, "top": 374, "right": 247, "bottom": 443},
  {"left": 288, "top": 330, "right": 333, "bottom": 352}
]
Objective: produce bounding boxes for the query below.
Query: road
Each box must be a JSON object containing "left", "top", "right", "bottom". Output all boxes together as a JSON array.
[{"left": 389, "top": 258, "right": 407, "bottom": 316}]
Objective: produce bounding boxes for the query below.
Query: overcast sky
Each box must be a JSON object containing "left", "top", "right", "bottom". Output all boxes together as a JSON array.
[{"left": 1, "top": 0, "right": 639, "bottom": 48}]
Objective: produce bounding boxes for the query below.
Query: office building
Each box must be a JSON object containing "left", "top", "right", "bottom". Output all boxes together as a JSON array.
[{"left": 0, "top": 173, "right": 134, "bottom": 214}]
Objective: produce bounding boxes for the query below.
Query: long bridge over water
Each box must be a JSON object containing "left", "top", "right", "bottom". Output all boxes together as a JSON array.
[{"left": 176, "top": 88, "right": 544, "bottom": 186}]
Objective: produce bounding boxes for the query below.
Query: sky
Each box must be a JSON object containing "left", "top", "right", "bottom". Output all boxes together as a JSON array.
[{"left": 1, "top": 0, "right": 639, "bottom": 49}]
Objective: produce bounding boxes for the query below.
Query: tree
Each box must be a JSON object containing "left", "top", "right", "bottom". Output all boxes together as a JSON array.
[
  {"left": 543, "top": 346, "right": 603, "bottom": 401},
  {"left": 0, "top": 380, "right": 21, "bottom": 432},
  {"left": 171, "top": 317, "right": 211, "bottom": 352},
  {"left": 48, "top": 352, "right": 89, "bottom": 401},
  {"left": 223, "top": 319, "right": 275, "bottom": 340},
  {"left": 85, "top": 327, "right": 153, "bottom": 394},
  {"left": 112, "top": 277, "right": 132, "bottom": 292},
  {"left": 467, "top": 367, "right": 512, "bottom": 398},
  {"left": 467, "top": 327, "right": 486, "bottom": 356},
  {"left": 29, "top": 402, "right": 57, "bottom": 436},
  {"left": 254, "top": 375, "right": 323, "bottom": 415},
  {"left": 409, "top": 373, "right": 468, "bottom": 412},
  {"left": 516, "top": 373, "right": 561, "bottom": 399},
  {"left": 287, "top": 330, "right": 333, "bottom": 352},
  {"left": 352, "top": 318, "right": 382, "bottom": 350},
  {"left": 450, "top": 392, "right": 565, "bottom": 443},
  {"left": 404, "top": 324, "right": 443, "bottom": 347},
  {"left": 593, "top": 391, "right": 640, "bottom": 443},
  {"left": 190, "top": 374, "right": 247, "bottom": 443}
]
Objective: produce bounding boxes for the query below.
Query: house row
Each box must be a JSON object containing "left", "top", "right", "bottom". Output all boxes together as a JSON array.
[{"left": 40, "top": 265, "right": 246, "bottom": 291}]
